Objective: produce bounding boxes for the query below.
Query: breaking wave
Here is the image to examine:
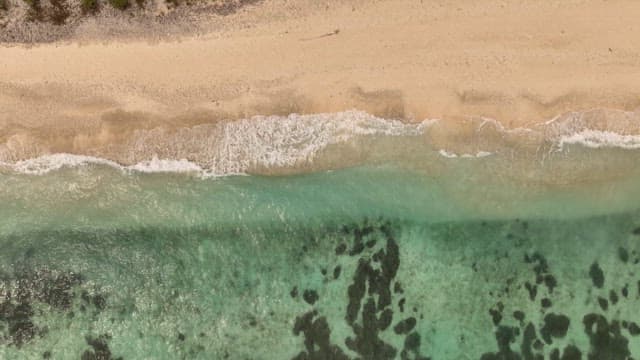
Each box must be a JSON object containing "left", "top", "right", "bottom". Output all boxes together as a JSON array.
[
  {"left": 2, "top": 108, "right": 640, "bottom": 176},
  {"left": 0, "top": 111, "right": 431, "bottom": 176}
]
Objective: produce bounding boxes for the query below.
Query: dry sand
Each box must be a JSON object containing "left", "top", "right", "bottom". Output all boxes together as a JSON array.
[{"left": 1, "top": 0, "right": 640, "bottom": 161}]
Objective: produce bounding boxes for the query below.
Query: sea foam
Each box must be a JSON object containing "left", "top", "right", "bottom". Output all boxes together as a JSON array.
[
  {"left": 2, "top": 109, "right": 640, "bottom": 176},
  {"left": 557, "top": 130, "right": 640, "bottom": 149},
  {"left": 0, "top": 154, "right": 207, "bottom": 176},
  {"left": 0, "top": 111, "right": 431, "bottom": 176}
]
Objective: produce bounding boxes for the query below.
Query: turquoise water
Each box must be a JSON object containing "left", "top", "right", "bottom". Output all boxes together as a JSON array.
[{"left": 2, "top": 155, "right": 640, "bottom": 359}]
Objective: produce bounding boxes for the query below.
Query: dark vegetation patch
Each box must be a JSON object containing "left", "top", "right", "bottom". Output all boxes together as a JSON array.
[
  {"left": 80, "top": 0, "right": 98, "bottom": 13},
  {"left": 22, "top": 0, "right": 43, "bottom": 21},
  {"left": 588, "top": 262, "right": 605, "bottom": 289},
  {"left": 0, "top": 269, "right": 107, "bottom": 348},
  {"left": 81, "top": 334, "right": 122, "bottom": 360},
  {"left": 333, "top": 266, "right": 341, "bottom": 280},
  {"left": 481, "top": 230, "right": 640, "bottom": 359},
  {"left": 48, "top": 0, "right": 70, "bottom": 24},
  {"left": 289, "top": 218, "right": 640, "bottom": 359},
  {"left": 489, "top": 302, "right": 503, "bottom": 326},
  {"left": 597, "top": 297, "right": 608, "bottom": 311},
  {"left": 292, "top": 310, "right": 349, "bottom": 360},
  {"left": 618, "top": 247, "right": 629, "bottom": 263},
  {"left": 108, "top": 0, "right": 128, "bottom": 10},
  {"left": 540, "top": 313, "right": 570, "bottom": 345},
  {"left": 4, "top": 0, "right": 264, "bottom": 30},
  {"left": 19, "top": 0, "right": 71, "bottom": 23},
  {"left": 210, "top": 0, "right": 261, "bottom": 16},
  {"left": 291, "top": 219, "right": 430, "bottom": 360},
  {"left": 583, "top": 314, "right": 630, "bottom": 359},
  {"left": 302, "top": 290, "right": 318, "bottom": 305},
  {"left": 480, "top": 325, "right": 521, "bottom": 360}
]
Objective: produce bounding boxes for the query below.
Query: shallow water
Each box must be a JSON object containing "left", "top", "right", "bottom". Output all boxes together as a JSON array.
[{"left": 1, "top": 156, "right": 640, "bottom": 359}]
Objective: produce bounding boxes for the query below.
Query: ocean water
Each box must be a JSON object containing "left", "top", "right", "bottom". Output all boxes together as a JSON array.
[{"left": 2, "top": 111, "right": 640, "bottom": 359}]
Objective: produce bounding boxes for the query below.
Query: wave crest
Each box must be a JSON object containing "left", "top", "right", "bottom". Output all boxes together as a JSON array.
[
  {"left": 2, "top": 108, "right": 640, "bottom": 176},
  {"left": 0, "top": 111, "right": 430, "bottom": 176}
]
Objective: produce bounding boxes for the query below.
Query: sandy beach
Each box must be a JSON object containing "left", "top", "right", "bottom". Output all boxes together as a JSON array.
[
  {"left": 4, "top": 3, "right": 640, "bottom": 358},
  {"left": 1, "top": 0, "right": 640, "bottom": 162}
]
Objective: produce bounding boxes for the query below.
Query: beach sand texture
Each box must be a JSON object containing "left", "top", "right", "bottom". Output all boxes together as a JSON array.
[{"left": 1, "top": 0, "right": 640, "bottom": 161}]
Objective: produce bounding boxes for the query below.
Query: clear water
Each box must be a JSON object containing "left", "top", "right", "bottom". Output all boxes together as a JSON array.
[{"left": 2, "top": 153, "right": 640, "bottom": 359}]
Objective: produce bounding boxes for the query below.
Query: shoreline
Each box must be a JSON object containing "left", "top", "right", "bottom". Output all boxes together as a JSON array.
[
  {"left": 2, "top": 0, "right": 640, "bottom": 173},
  {"left": 1, "top": 108, "right": 640, "bottom": 190}
]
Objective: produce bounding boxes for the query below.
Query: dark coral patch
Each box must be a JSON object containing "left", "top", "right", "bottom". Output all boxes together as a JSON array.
[
  {"left": 524, "top": 282, "right": 537, "bottom": 301},
  {"left": 513, "top": 310, "right": 525, "bottom": 323},
  {"left": 394, "top": 282, "right": 403, "bottom": 294},
  {"left": 333, "top": 266, "right": 341, "bottom": 280},
  {"left": 583, "top": 314, "right": 630, "bottom": 359},
  {"left": 551, "top": 346, "right": 582, "bottom": 360},
  {"left": 608, "top": 290, "right": 618, "bottom": 305},
  {"left": 292, "top": 311, "right": 349, "bottom": 360},
  {"left": 291, "top": 220, "right": 429, "bottom": 360},
  {"left": 302, "top": 290, "right": 319, "bottom": 305},
  {"left": 393, "top": 317, "right": 416, "bottom": 335},
  {"left": 81, "top": 334, "right": 122, "bottom": 360},
  {"left": 618, "top": 247, "right": 629, "bottom": 263},
  {"left": 489, "top": 302, "right": 504, "bottom": 326},
  {"left": 1, "top": 302, "right": 37, "bottom": 347},
  {"left": 335, "top": 243, "right": 347, "bottom": 256},
  {"left": 378, "top": 309, "right": 393, "bottom": 331},
  {"left": 560, "top": 345, "right": 582, "bottom": 360},
  {"left": 520, "top": 322, "right": 541, "bottom": 360},
  {"left": 398, "top": 298, "right": 406, "bottom": 313},
  {"left": 345, "top": 298, "right": 396, "bottom": 359},
  {"left": 544, "top": 274, "right": 557, "bottom": 293},
  {"left": 597, "top": 297, "right": 608, "bottom": 311},
  {"left": 588, "top": 262, "right": 604, "bottom": 289},
  {"left": 540, "top": 313, "right": 570, "bottom": 345},
  {"left": 0, "top": 269, "right": 96, "bottom": 348},
  {"left": 480, "top": 326, "right": 520, "bottom": 360}
]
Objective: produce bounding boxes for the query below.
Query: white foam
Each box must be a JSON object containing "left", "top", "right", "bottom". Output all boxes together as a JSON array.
[
  {"left": 437, "top": 150, "right": 493, "bottom": 158},
  {"left": 438, "top": 150, "right": 458, "bottom": 158},
  {"left": 128, "top": 157, "right": 204, "bottom": 173},
  {"left": 558, "top": 130, "right": 640, "bottom": 150},
  {"left": 476, "top": 109, "right": 640, "bottom": 152},
  {"left": 3, "top": 154, "right": 122, "bottom": 175},
  {"left": 0, "top": 110, "right": 433, "bottom": 176},
  {"left": 4, "top": 109, "right": 640, "bottom": 176},
  {"left": 0, "top": 154, "right": 213, "bottom": 176},
  {"left": 205, "top": 110, "right": 431, "bottom": 175}
]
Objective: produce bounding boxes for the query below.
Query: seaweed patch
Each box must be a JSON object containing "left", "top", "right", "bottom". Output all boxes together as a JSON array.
[
  {"left": 81, "top": 334, "right": 123, "bottom": 360},
  {"left": 0, "top": 268, "right": 108, "bottom": 349},
  {"left": 291, "top": 219, "right": 430, "bottom": 360},
  {"left": 479, "top": 233, "right": 640, "bottom": 360}
]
